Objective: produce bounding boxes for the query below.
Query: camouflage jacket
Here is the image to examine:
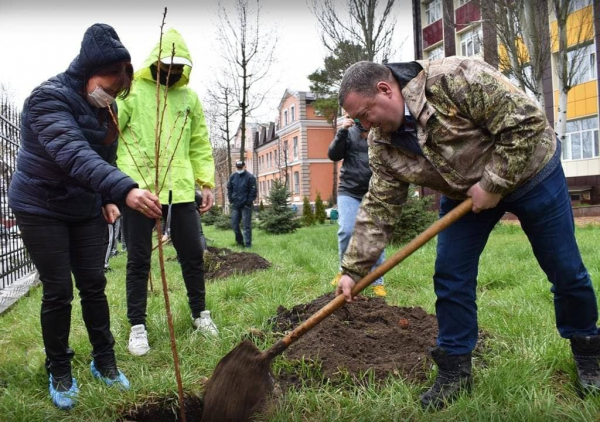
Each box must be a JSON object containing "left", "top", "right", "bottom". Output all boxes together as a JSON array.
[{"left": 341, "top": 56, "right": 556, "bottom": 281}]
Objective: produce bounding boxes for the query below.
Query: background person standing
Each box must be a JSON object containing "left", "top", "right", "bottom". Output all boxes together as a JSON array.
[
  {"left": 328, "top": 116, "right": 386, "bottom": 297},
  {"left": 227, "top": 160, "right": 257, "bottom": 248}
]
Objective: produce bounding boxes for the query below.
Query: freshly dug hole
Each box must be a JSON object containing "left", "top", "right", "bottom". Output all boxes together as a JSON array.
[{"left": 119, "top": 395, "right": 203, "bottom": 421}]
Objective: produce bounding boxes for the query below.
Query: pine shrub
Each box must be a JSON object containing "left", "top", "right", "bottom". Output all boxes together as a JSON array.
[
  {"left": 302, "top": 196, "right": 315, "bottom": 226},
  {"left": 259, "top": 179, "right": 302, "bottom": 234},
  {"left": 390, "top": 188, "right": 437, "bottom": 244},
  {"left": 314, "top": 191, "right": 327, "bottom": 224}
]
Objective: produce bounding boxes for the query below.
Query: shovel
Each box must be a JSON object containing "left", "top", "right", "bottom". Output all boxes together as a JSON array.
[{"left": 201, "top": 198, "right": 473, "bottom": 422}]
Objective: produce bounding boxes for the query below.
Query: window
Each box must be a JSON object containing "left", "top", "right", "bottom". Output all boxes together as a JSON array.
[
  {"left": 457, "top": 0, "right": 469, "bottom": 6},
  {"left": 568, "top": 43, "right": 597, "bottom": 86},
  {"left": 427, "top": 44, "right": 444, "bottom": 61},
  {"left": 426, "top": 0, "right": 442, "bottom": 25},
  {"left": 283, "top": 140, "right": 289, "bottom": 163},
  {"left": 460, "top": 26, "right": 483, "bottom": 57},
  {"left": 562, "top": 116, "right": 599, "bottom": 160},
  {"left": 274, "top": 149, "right": 278, "bottom": 167},
  {"left": 291, "top": 105, "right": 296, "bottom": 122},
  {"left": 284, "top": 110, "right": 288, "bottom": 126},
  {"left": 294, "top": 172, "right": 300, "bottom": 194},
  {"left": 569, "top": 0, "right": 592, "bottom": 13},
  {"left": 293, "top": 136, "right": 298, "bottom": 158}
]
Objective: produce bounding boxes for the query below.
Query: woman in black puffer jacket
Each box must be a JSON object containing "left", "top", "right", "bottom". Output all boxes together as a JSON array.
[{"left": 8, "top": 23, "right": 162, "bottom": 410}]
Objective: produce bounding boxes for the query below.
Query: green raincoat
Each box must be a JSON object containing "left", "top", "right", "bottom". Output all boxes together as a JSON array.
[{"left": 116, "top": 28, "right": 214, "bottom": 205}]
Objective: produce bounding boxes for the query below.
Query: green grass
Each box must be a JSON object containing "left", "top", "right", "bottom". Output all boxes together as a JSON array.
[{"left": 0, "top": 222, "right": 599, "bottom": 421}]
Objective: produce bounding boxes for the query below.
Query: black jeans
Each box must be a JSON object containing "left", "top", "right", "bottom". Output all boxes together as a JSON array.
[
  {"left": 231, "top": 205, "right": 252, "bottom": 247},
  {"left": 122, "top": 202, "right": 205, "bottom": 326},
  {"left": 15, "top": 212, "right": 115, "bottom": 380}
]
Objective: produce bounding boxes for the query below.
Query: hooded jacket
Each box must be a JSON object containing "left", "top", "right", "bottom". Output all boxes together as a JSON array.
[
  {"left": 328, "top": 125, "right": 372, "bottom": 199},
  {"left": 8, "top": 23, "right": 137, "bottom": 221},
  {"left": 116, "top": 28, "right": 215, "bottom": 205},
  {"left": 342, "top": 56, "right": 556, "bottom": 281}
]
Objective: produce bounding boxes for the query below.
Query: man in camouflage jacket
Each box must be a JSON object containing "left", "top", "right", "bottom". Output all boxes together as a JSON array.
[{"left": 336, "top": 57, "right": 600, "bottom": 409}]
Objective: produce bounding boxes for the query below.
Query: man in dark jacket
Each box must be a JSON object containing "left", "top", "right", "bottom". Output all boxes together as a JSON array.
[
  {"left": 227, "top": 160, "right": 257, "bottom": 248},
  {"left": 328, "top": 115, "right": 386, "bottom": 297}
]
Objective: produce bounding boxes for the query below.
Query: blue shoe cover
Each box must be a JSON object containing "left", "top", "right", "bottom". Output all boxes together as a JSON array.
[
  {"left": 49, "top": 375, "right": 78, "bottom": 410},
  {"left": 90, "top": 360, "right": 130, "bottom": 391}
]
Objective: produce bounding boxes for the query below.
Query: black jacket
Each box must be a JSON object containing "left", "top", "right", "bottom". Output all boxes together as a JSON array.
[
  {"left": 8, "top": 24, "right": 137, "bottom": 221},
  {"left": 227, "top": 171, "right": 257, "bottom": 208},
  {"left": 328, "top": 126, "right": 372, "bottom": 199}
]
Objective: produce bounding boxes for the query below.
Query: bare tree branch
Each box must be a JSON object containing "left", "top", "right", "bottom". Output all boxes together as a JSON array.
[
  {"left": 309, "top": 0, "right": 399, "bottom": 62},
  {"left": 217, "top": 0, "right": 278, "bottom": 160}
]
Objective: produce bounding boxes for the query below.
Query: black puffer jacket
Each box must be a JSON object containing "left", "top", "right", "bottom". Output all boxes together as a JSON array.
[
  {"left": 328, "top": 126, "right": 372, "bottom": 199},
  {"left": 227, "top": 171, "right": 257, "bottom": 208},
  {"left": 8, "top": 24, "right": 137, "bottom": 221}
]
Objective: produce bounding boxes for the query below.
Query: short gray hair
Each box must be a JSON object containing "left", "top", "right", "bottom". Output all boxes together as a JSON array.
[{"left": 338, "top": 61, "right": 393, "bottom": 107}]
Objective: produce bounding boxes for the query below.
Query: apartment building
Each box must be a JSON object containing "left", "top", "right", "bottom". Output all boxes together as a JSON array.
[{"left": 412, "top": 0, "right": 599, "bottom": 205}]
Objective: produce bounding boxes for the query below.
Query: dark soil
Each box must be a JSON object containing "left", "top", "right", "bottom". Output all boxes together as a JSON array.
[
  {"left": 270, "top": 292, "right": 439, "bottom": 387},
  {"left": 204, "top": 246, "right": 271, "bottom": 280},
  {"left": 167, "top": 246, "right": 271, "bottom": 279},
  {"left": 119, "top": 395, "right": 203, "bottom": 422}
]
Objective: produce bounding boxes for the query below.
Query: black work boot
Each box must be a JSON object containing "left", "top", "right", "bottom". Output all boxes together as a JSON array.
[
  {"left": 570, "top": 335, "right": 600, "bottom": 391},
  {"left": 420, "top": 347, "right": 472, "bottom": 409}
]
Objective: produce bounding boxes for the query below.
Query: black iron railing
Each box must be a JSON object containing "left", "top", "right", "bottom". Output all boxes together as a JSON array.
[{"left": 1, "top": 100, "right": 34, "bottom": 290}]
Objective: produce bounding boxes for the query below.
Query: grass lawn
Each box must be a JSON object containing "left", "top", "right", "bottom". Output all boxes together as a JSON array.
[{"left": 1, "top": 221, "right": 600, "bottom": 421}]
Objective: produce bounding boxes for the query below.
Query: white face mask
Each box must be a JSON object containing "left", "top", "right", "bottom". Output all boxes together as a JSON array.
[
  {"left": 236, "top": 169, "right": 245, "bottom": 174},
  {"left": 87, "top": 84, "right": 115, "bottom": 108}
]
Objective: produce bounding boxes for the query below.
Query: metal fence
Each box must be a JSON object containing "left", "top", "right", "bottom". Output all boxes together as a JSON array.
[{"left": 1, "top": 99, "right": 34, "bottom": 291}]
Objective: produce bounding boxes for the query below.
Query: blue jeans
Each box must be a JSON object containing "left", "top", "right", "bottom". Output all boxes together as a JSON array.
[
  {"left": 337, "top": 194, "right": 385, "bottom": 285},
  {"left": 435, "top": 164, "right": 598, "bottom": 355},
  {"left": 231, "top": 205, "right": 252, "bottom": 247}
]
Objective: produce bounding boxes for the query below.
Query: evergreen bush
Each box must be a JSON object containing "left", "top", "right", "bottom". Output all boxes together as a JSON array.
[{"left": 259, "top": 179, "right": 302, "bottom": 234}]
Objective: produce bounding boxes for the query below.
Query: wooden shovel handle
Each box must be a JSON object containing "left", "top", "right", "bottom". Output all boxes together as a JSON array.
[{"left": 264, "top": 198, "right": 473, "bottom": 360}]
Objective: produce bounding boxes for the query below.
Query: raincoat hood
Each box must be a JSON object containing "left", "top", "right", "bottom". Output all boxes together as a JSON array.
[{"left": 137, "top": 28, "right": 193, "bottom": 88}]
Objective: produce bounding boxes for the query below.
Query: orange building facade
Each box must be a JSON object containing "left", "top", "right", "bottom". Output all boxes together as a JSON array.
[{"left": 254, "top": 89, "right": 337, "bottom": 208}]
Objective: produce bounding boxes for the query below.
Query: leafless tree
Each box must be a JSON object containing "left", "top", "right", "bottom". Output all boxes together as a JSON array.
[
  {"left": 456, "top": 0, "right": 551, "bottom": 110},
  {"left": 206, "top": 80, "right": 238, "bottom": 178},
  {"left": 309, "top": 0, "right": 399, "bottom": 62},
  {"left": 276, "top": 137, "right": 291, "bottom": 188},
  {"left": 217, "top": 0, "right": 278, "bottom": 162},
  {"left": 551, "top": 0, "right": 595, "bottom": 143},
  {"left": 202, "top": 96, "right": 230, "bottom": 210}
]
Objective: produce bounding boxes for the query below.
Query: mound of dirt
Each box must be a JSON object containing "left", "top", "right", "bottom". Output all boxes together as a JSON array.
[
  {"left": 270, "top": 293, "right": 438, "bottom": 385},
  {"left": 203, "top": 247, "right": 271, "bottom": 280}
]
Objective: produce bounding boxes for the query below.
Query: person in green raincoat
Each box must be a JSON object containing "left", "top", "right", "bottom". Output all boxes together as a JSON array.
[{"left": 116, "top": 28, "right": 218, "bottom": 356}]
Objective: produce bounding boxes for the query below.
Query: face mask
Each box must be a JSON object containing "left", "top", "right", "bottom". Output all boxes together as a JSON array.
[
  {"left": 150, "top": 65, "right": 183, "bottom": 86},
  {"left": 87, "top": 84, "right": 115, "bottom": 108},
  {"left": 236, "top": 169, "right": 245, "bottom": 174}
]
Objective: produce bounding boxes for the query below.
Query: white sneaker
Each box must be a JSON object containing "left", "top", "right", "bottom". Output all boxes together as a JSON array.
[
  {"left": 128, "top": 324, "right": 150, "bottom": 356},
  {"left": 192, "top": 311, "right": 219, "bottom": 336}
]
